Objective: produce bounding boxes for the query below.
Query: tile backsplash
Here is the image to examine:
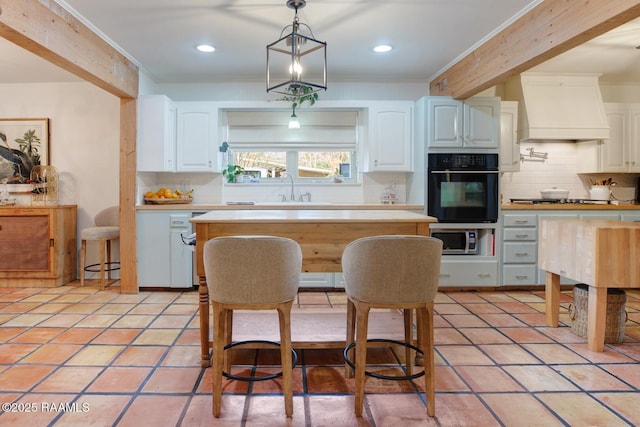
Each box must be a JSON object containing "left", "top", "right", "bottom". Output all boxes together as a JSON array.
[{"left": 500, "top": 141, "right": 639, "bottom": 202}]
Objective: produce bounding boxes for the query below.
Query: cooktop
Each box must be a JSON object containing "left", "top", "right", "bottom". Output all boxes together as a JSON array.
[{"left": 510, "top": 198, "right": 611, "bottom": 205}]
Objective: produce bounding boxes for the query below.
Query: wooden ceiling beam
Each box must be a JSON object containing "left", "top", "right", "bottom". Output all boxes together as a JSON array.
[
  {"left": 429, "top": 0, "right": 640, "bottom": 99},
  {"left": 0, "top": 0, "right": 138, "bottom": 98}
]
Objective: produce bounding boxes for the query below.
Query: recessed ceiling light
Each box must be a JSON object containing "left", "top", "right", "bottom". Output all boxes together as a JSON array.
[
  {"left": 373, "top": 44, "right": 393, "bottom": 53},
  {"left": 196, "top": 44, "right": 215, "bottom": 53}
]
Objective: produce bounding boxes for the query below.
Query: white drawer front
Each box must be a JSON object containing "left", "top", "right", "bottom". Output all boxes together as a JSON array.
[
  {"left": 503, "top": 228, "right": 537, "bottom": 241},
  {"left": 438, "top": 259, "right": 499, "bottom": 287},
  {"left": 503, "top": 214, "right": 537, "bottom": 227},
  {"left": 503, "top": 242, "right": 537, "bottom": 263},
  {"left": 503, "top": 265, "right": 537, "bottom": 285}
]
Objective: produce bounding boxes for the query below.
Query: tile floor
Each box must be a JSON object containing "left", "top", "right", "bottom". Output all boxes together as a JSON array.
[{"left": 1, "top": 282, "right": 640, "bottom": 426}]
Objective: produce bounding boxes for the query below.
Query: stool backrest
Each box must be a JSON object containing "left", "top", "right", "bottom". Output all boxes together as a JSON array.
[
  {"left": 95, "top": 206, "right": 119, "bottom": 227},
  {"left": 342, "top": 235, "right": 442, "bottom": 304},
  {"left": 204, "top": 236, "right": 302, "bottom": 304}
]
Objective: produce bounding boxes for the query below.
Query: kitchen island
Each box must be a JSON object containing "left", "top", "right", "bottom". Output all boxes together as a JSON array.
[
  {"left": 539, "top": 218, "right": 640, "bottom": 352},
  {"left": 191, "top": 209, "right": 437, "bottom": 367}
]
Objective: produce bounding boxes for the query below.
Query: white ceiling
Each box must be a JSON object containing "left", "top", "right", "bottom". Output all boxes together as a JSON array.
[{"left": 0, "top": 1, "right": 639, "bottom": 86}]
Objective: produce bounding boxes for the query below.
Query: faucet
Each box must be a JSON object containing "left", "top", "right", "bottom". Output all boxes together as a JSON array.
[
  {"left": 299, "top": 192, "right": 311, "bottom": 202},
  {"left": 281, "top": 172, "right": 295, "bottom": 201}
]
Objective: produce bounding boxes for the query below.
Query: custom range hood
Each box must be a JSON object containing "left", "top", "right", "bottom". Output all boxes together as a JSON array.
[{"left": 509, "top": 73, "right": 610, "bottom": 141}]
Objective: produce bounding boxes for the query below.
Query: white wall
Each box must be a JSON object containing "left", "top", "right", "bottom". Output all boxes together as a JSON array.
[{"left": 0, "top": 82, "right": 121, "bottom": 270}]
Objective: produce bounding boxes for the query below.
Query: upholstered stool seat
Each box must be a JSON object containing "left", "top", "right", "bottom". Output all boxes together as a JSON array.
[
  {"left": 80, "top": 206, "right": 120, "bottom": 290},
  {"left": 342, "top": 235, "right": 442, "bottom": 417},
  {"left": 204, "top": 235, "right": 302, "bottom": 418}
]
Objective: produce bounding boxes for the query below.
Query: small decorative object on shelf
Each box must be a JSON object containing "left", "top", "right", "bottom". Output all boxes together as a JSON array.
[
  {"left": 30, "top": 165, "right": 58, "bottom": 205},
  {"left": 222, "top": 165, "right": 246, "bottom": 183},
  {"left": 380, "top": 184, "right": 398, "bottom": 204}
]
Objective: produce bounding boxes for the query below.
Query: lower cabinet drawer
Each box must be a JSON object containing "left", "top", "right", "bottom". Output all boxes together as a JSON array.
[
  {"left": 503, "top": 265, "right": 537, "bottom": 285},
  {"left": 438, "top": 259, "right": 499, "bottom": 287},
  {"left": 503, "top": 242, "right": 537, "bottom": 263}
]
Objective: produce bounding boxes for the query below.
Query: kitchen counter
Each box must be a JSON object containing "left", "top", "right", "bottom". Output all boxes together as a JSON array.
[
  {"left": 191, "top": 209, "right": 436, "bottom": 367},
  {"left": 502, "top": 203, "right": 640, "bottom": 210},
  {"left": 137, "top": 203, "right": 424, "bottom": 210}
]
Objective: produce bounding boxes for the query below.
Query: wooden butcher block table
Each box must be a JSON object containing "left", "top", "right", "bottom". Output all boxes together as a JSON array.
[
  {"left": 191, "top": 209, "right": 437, "bottom": 367},
  {"left": 539, "top": 219, "right": 640, "bottom": 352}
]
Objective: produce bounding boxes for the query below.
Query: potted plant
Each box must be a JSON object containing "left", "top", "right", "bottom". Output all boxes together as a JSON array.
[
  {"left": 222, "top": 164, "right": 245, "bottom": 183},
  {"left": 279, "top": 84, "right": 319, "bottom": 109}
]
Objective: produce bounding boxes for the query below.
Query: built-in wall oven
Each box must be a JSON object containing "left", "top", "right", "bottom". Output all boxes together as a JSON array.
[{"left": 427, "top": 153, "right": 499, "bottom": 223}]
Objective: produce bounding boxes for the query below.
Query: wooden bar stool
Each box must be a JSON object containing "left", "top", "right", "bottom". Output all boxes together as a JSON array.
[
  {"left": 80, "top": 206, "right": 119, "bottom": 290},
  {"left": 342, "top": 235, "right": 442, "bottom": 417},
  {"left": 203, "top": 235, "right": 302, "bottom": 418}
]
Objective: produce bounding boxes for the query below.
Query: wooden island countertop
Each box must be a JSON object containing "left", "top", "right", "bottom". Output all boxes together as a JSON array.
[{"left": 190, "top": 209, "right": 437, "bottom": 367}]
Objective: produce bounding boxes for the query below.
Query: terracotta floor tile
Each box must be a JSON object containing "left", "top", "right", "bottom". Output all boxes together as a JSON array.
[
  {"left": 554, "top": 364, "right": 634, "bottom": 391},
  {"left": 437, "top": 345, "right": 496, "bottom": 366},
  {"left": 522, "top": 343, "right": 589, "bottom": 364},
  {"left": 481, "top": 393, "right": 564, "bottom": 426},
  {"left": 0, "top": 343, "right": 39, "bottom": 363},
  {"left": 514, "top": 312, "right": 551, "bottom": 326},
  {"left": 478, "top": 312, "right": 528, "bottom": 327},
  {"left": 86, "top": 366, "right": 152, "bottom": 393},
  {"left": 94, "top": 303, "right": 135, "bottom": 314},
  {"left": 503, "top": 365, "right": 580, "bottom": 392},
  {"left": 0, "top": 302, "right": 41, "bottom": 313},
  {"left": 36, "top": 313, "right": 86, "bottom": 327},
  {"left": 458, "top": 327, "right": 513, "bottom": 344},
  {"left": 175, "top": 329, "right": 201, "bottom": 345},
  {"left": 0, "top": 327, "right": 27, "bottom": 342},
  {"left": 434, "top": 365, "right": 470, "bottom": 392},
  {"left": 593, "top": 392, "right": 640, "bottom": 426},
  {"left": 161, "top": 345, "right": 202, "bottom": 367},
  {"left": 493, "top": 301, "right": 541, "bottom": 314},
  {"left": 143, "top": 293, "right": 179, "bottom": 304},
  {"left": 463, "top": 303, "right": 505, "bottom": 314},
  {"left": 148, "top": 314, "right": 191, "bottom": 329},
  {"left": 536, "top": 392, "right": 630, "bottom": 427},
  {"left": 243, "top": 395, "right": 306, "bottom": 424},
  {"left": 297, "top": 293, "right": 330, "bottom": 305},
  {"left": 91, "top": 328, "right": 141, "bottom": 345},
  {"left": 60, "top": 303, "right": 102, "bottom": 314},
  {"left": 0, "top": 365, "right": 56, "bottom": 391},
  {"left": 26, "top": 303, "right": 71, "bottom": 314},
  {"left": 51, "top": 328, "right": 103, "bottom": 344},
  {"left": 33, "top": 366, "right": 102, "bottom": 392},
  {"left": 51, "top": 294, "right": 88, "bottom": 303},
  {"left": 10, "top": 327, "right": 64, "bottom": 343},
  {"left": 0, "top": 393, "right": 75, "bottom": 426},
  {"left": 117, "top": 395, "right": 188, "bottom": 427},
  {"left": 73, "top": 314, "right": 121, "bottom": 328},
  {"left": 142, "top": 367, "right": 202, "bottom": 393},
  {"left": 20, "top": 343, "right": 83, "bottom": 364},
  {"left": 434, "top": 303, "right": 471, "bottom": 315},
  {"left": 132, "top": 328, "right": 180, "bottom": 345},
  {"left": 80, "top": 293, "right": 119, "bottom": 304},
  {"left": 498, "top": 326, "right": 556, "bottom": 343},
  {"left": 163, "top": 303, "right": 198, "bottom": 315},
  {"left": 55, "top": 394, "right": 131, "bottom": 427},
  {"left": 455, "top": 366, "right": 525, "bottom": 392},
  {"left": 2, "top": 313, "right": 52, "bottom": 327},
  {"left": 442, "top": 314, "right": 489, "bottom": 328},
  {"left": 434, "top": 328, "right": 472, "bottom": 345},
  {"left": 110, "top": 314, "right": 156, "bottom": 328},
  {"left": 434, "top": 393, "right": 500, "bottom": 427},
  {"left": 113, "top": 345, "right": 168, "bottom": 366},
  {"left": 66, "top": 345, "right": 125, "bottom": 366},
  {"left": 478, "top": 344, "right": 542, "bottom": 365},
  {"left": 128, "top": 303, "right": 169, "bottom": 315},
  {"left": 366, "top": 394, "right": 433, "bottom": 425}
]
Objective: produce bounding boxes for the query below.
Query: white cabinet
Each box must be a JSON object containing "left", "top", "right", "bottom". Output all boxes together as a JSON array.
[
  {"left": 438, "top": 259, "right": 499, "bottom": 287},
  {"left": 138, "top": 95, "right": 177, "bottom": 172},
  {"left": 577, "top": 103, "right": 640, "bottom": 173},
  {"left": 366, "top": 102, "right": 413, "bottom": 171},
  {"left": 426, "top": 96, "right": 500, "bottom": 149},
  {"left": 176, "top": 102, "right": 219, "bottom": 172},
  {"left": 502, "top": 214, "right": 537, "bottom": 285},
  {"left": 137, "top": 211, "right": 193, "bottom": 288},
  {"left": 500, "top": 101, "right": 520, "bottom": 172}
]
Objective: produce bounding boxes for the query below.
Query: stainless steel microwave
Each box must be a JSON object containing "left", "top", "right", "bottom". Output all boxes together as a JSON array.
[{"left": 430, "top": 229, "right": 477, "bottom": 254}]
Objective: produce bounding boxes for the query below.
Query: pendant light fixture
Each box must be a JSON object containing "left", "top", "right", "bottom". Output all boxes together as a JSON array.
[
  {"left": 266, "top": 0, "right": 327, "bottom": 97},
  {"left": 288, "top": 106, "right": 301, "bottom": 129}
]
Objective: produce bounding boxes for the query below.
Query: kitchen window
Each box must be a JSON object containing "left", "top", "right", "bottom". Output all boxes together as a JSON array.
[{"left": 224, "top": 109, "right": 360, "bottom": 182}]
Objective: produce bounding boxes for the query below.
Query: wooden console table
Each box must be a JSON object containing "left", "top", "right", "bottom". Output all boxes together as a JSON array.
[
  {"left": 0, "top": 205, "right": 77, "bottom": 287},
  {"left": 191, "top": 209, "right": 436, "bottom": 367},
  {"left": 539, "top": 219, "right": 640, "bottom": 352}
]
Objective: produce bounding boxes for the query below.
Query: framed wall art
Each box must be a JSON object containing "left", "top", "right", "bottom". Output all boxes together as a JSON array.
[{"left": 0, "top": 118, "right": 49, "bottom": 183}]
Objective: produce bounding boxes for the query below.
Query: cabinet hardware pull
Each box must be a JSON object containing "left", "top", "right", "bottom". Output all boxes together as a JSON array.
[
  {"left": 516, "top": 275, "right": 528, "bottom": 279},
  {"left": 515, "top": 234, "right": 528, "bottom": 238},
  {"left": 478, "top": 273, "right": 490, "bottom": 278},
  {"left": 514, "top": 220, "right": 529, "bottom": 224},
  {"left": 440, "top": 273, "right": 451, "bottom": 278},
  {"left": 515, "top": 252, "right": 528, "bottom": 256}
]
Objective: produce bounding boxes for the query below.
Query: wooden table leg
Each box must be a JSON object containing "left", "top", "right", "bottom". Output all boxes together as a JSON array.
[
  {"left": 545, "top": 271, "right": 561, "bottom": 327},
  {"left": 198, "top": 275, "right": 211, "bottom": 367},
  {"left": 587, "top": 286, "right": 607, "bottom": 352}
]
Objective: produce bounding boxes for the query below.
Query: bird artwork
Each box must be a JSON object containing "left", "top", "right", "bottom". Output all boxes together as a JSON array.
[{"left": 0, "top": 130, "right": 39, "bottom": 183}]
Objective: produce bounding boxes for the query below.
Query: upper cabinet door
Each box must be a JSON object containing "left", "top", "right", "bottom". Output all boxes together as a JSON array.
[
  {"left": 176, "top": 102, "right": 219, "bottom": 172},
  {"left": 427, "top": 98, "right": 462, "bottom": 148},
  {"left": 367, "top": 102, "right": 413, "bottom": 171},
  {"left": 137, "top": 95, "right": 177, "bottom": 172},
  {"left": 463, "top": 97, "right": 500, "bottom": 149},
  {"left": 500, "top": 101, "right": 519, "bottom": 172}
]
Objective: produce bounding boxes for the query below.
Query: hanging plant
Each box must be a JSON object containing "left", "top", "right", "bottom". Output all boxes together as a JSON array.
[{"left": 278, "top": 84, "right": 319, "bottom": 109}]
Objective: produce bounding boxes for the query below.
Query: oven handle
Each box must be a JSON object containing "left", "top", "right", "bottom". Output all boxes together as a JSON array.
[{"left": 429, "top": 170, "right": 499, "bottom": 174}]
